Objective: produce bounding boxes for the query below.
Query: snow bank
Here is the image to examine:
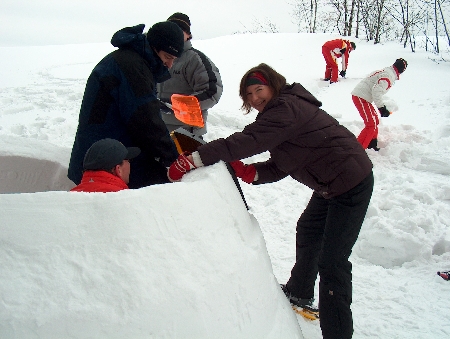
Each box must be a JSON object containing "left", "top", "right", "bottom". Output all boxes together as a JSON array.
[{"left": 0, "top": 161, "right": 302, "bottom": 339}]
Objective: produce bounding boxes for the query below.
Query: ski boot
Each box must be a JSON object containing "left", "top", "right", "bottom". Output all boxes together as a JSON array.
[{"left": 280, "top": 284, "right": 319, "bottom": 320}]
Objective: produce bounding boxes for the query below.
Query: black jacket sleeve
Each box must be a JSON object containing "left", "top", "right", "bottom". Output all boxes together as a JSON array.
[{"left": 127, "top": 100, "right": 179, "bottom": 166}]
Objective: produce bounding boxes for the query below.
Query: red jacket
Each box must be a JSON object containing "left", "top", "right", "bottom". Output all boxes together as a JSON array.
[
  {"left": 70, "top": 171, "right": 128, "bottom": 192},
  {"left": 322, "top": 39, "right": 353, "bottom": 70}
]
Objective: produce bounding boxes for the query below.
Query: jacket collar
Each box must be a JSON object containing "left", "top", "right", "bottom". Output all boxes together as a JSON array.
[{"left": 392, "top": 65, "right": 400, "bottom": 79}]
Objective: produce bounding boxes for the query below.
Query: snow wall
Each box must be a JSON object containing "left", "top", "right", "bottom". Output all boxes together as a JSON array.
[{"left": 0, "top": 139, "right": 303, "bottom": 339}]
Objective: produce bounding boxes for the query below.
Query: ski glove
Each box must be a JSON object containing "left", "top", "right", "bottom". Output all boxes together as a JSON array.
[
  {"left": 230, "top": 161, "right": 257, "bottom": 184},
  {"left": 340, "top": 48, "right": 347, "bottom": 54},
  {"left": 378, "top": 106, "right": 391, "bottom": 117},
  {"left": 339, "top": 70, "right": 346, "bottom": 78},
  {"left": 167, "top": 152, "right": 197, "bottom": 182}
]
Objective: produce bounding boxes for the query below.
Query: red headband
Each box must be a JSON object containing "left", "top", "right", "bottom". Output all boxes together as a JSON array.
[{"left": 245, "top": 72, "right": 268, "bottom": 87}]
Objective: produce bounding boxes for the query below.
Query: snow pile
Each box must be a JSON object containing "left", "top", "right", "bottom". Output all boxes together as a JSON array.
[{"left": 0, "top": 159, "right": 302, "bottom": 338}]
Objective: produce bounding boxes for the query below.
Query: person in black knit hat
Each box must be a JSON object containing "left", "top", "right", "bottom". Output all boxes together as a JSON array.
[
  {"left": 167, "top": 12, "right": 191, "bottom": 36},
  {"left": 351, "top": 58, "right": 408, "bottom": 151},
  {"left": 157, "top": 12, "right": 223, "bottom": 137},
  {"left": 68, "top": 22, "right": 184, "bottom": 189},
  {"left": 147, "top": 21, "right": 184, "bottom": 59}
]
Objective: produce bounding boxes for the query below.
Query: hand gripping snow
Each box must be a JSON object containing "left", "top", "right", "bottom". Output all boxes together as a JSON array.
[{"left": 170, "top": 128, "right": 249, "bottom": 210}]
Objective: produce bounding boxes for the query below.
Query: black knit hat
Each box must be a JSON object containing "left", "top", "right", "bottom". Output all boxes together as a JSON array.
[
  {"left": 350, "top": 42, "right": 356, "bottom": 50},
  {"left": 168, "top": 12, "right": 191, "bottom": 35},
  {"left": 147, "top": 21, "right": 184, "bottom": 58},
  {"left": 83, "top": 138, "right": 141, "bottom": 171},
  {"left": 393, "top": 58, "right": 408, "bottom": 74}
]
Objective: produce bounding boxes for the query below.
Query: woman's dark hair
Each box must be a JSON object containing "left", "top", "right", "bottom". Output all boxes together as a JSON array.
[{"left": 239, "top": 63, "right": 287, "bottom": 114}]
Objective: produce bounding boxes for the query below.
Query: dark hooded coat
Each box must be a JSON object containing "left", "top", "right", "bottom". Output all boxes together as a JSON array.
[
  {"left": 197, "top": 83, "right": 372, "bottom": 198},
  {"left": 68, "top": 24, "right": 178, "bottom": 188}
]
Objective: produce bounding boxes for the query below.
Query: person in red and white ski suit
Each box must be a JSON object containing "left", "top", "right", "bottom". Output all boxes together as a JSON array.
[
  {"left": 321, "top": 39, "right": 355, "bottom": 83},
  {"left": 351, "top": 58, "right": 407, "bottom": 150}
]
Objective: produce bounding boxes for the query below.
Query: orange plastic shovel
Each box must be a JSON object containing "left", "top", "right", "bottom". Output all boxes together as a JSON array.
[{"left": 170, "top": 94, "right": 204, "bottom": 128}]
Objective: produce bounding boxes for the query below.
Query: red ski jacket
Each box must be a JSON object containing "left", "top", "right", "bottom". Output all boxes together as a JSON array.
[
  {"left": 70, "top": 170, "right": 128, "bottom": 193},
  {"left": 322, "top": 39, "right": 353, "bottom": 70}
]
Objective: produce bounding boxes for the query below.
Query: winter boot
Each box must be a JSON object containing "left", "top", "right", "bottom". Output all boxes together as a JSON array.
[
  {"left": 280, "top": 284, "right": 318, "bottom": 313},
  {"left": 367, "top": 138, "right": 380, "bottom": 151}
]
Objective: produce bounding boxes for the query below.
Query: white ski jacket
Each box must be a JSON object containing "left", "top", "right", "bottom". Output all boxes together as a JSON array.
[{"left": 351, "top": 66, "right": 400, "bottom": 108}]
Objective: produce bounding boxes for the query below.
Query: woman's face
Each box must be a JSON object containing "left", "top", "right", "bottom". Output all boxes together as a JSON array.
[{"left": 245, "top": 84, "right": 274, "bottom": 112}]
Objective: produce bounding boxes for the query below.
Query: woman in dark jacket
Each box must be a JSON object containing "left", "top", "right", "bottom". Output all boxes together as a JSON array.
[{"left": 167, "top": 63, "right": 373, "bottom": 339}]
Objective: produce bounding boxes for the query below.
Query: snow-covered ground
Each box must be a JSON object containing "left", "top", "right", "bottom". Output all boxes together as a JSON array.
[{"left": 1, "top": 32, "right": 450, "bottom": 338}]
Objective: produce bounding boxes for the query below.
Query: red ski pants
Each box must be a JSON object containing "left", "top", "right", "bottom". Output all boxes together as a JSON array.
[
  {"left": 322, "top": 47, "right": 339, "bottom": 82},
  {"left": 352, "top": 95, "right": 379, "bottom": 149}
]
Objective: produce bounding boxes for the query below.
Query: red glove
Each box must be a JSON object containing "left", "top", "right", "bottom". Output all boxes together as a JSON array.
[
  {"left": 230, "top": 160, "right": 256, "bottom": 184},
  {"left": 167, "top": 152, "right": 197, "bottom": 182}
]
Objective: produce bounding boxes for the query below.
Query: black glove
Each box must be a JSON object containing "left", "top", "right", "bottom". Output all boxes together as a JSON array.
[
  {"left": 340, "top": 48, "right": 347, "bottom": 54},
  {"left": 378, "top": 106, "right": 390, "bottom": 117},
  {"left": 339, "top": 70, "right": 346, "bottom": 77}
]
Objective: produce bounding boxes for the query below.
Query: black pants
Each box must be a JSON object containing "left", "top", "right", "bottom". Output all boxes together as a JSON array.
[{"left": 286, "top": 172, "right": 374, "bottom": 339}]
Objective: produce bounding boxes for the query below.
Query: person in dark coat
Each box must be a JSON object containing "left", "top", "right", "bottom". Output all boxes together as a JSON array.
[
  {"left": 167, "top": 63, "right": 374, "bottom": 339},
  {"left": 68, "top": 22, "right": 184, "bottom": 189}
]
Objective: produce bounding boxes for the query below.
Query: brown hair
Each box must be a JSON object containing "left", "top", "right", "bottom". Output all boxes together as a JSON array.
[{"left": 239, "top": 63, "right": 287, "bottom": 114}]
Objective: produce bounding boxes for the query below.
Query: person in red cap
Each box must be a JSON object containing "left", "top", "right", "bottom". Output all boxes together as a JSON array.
[
  {"left": 166, "top": 63, "right": 373, "bottom": 339},
  {"left": 71, "top": 138, "right": 140, "bottom": 192},
  {"left": 322, "top": 39, "right": 356, "bottom": 83},
  {"left": 352, "top": 58, "right": 408, "bottom": 151}
]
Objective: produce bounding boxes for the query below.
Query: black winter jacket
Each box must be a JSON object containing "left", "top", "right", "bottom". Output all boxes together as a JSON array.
[
  {"left": 68, "top": 24, "right": 178, "bottom": 188},
  {"left": 197, "top": 83, "right": 372, "bottom": 198}
]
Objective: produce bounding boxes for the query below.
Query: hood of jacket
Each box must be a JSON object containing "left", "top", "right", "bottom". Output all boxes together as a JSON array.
[
  {"left": 110, "top": 24, "right": 171, "bottom": 83},
  {"left": 282, "top": 83, "right": 322, "bottom": 107}
]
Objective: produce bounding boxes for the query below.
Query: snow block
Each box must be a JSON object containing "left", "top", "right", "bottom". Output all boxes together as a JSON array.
[
  {"left": 0, "top": 162, "right": 303, "bottom": 338},
  {"left": 0, "top": 136, "right": 75, "bottom": 193}
]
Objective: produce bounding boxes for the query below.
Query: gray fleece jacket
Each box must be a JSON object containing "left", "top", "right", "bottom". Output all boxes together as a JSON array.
[{"left": 157, "top": 40, "right": 223, "bottom": 135}]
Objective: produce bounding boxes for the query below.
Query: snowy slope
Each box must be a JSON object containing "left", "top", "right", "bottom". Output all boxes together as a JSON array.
[{"left": 0, "top": 32, "right": 449, "bottom": 338}]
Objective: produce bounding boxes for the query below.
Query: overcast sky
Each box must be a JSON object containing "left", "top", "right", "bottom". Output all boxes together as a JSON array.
[{"left": 0, "top": 0, "right": 297, "bottom": 46}]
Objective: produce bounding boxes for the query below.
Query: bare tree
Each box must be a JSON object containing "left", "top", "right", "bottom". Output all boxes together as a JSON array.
[
  {"left": 355, "top": 0, "right": 362, "bottom": 37},
  {"left": 437, "top": 0, "right": 450, "bottom": 46},
  {"left": 290, "top": 0, "right": 320, "bottom": 33},
  {"left": 328, "top": 0, "right": 345, "bottom": 35},
  {"left": 374, "top": 0, "right": 387, "bottom": 43},
  {"left": 347, "top": 0, "right": 358, "bottom": 35},
  {"left": 287, "top": 0, "right": 449, "bottom": 54},
  {"left": 236, "top": 17, "right": 280, "bottom": 34},
  {"left": 387, "top": 0, "right": 426, "bottom": 51},
  {"left": 434, "top": 0, "right": 440, "bottom": 52}
]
